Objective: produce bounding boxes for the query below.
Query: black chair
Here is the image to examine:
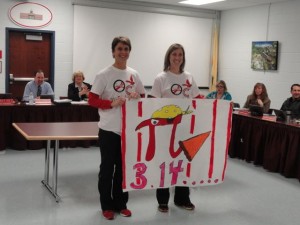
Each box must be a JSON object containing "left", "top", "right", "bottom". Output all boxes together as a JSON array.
[
  {"left": 267, "top": 108, "right": 274, "bottom": 115},
  {"left": 233, "top": 102, "right": 240, "bottom": 108}
]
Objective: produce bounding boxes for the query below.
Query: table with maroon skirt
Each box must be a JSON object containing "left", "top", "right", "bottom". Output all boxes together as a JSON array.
[
  {"left": 229, "top": 111, "right": 300, "bottom": 182},
  {"left": 0, "top": 103, "right": 99, "bottom": 151}
]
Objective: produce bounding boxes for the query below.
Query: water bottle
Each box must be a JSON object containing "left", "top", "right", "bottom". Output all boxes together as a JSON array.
[
  {"left": 28, "top": 92, "right": 34, "bottom": 105},
  {"left": 285, "top": 111, "right": 291, "bottom": 124}
]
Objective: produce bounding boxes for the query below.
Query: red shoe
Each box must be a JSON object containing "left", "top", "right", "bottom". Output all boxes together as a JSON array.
[
  {"left": 158, "top": 204, "right": 169, "bottom": 213},
  {"left": 175, "top": 202, "right": 195, "bottom": 211},
  {"left": 102, "top": 210, "right": 114, "bottom": 220},
  {"left": 120, "top": 209, "right": 132, "bottom": 217}
]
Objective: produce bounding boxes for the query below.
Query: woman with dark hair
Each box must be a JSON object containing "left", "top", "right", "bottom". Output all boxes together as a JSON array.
[
  {"left": 206, "top": 80, "right": 232, "bottom": 100},
  {"left": 244, "top": 82, "right": 271, "bottom": 113},
  {"left": 149, "top": 43, "right": 203, "bottom": 213},
  {"left": 89, "top": 36, "right": 145, "bottom": 220}
]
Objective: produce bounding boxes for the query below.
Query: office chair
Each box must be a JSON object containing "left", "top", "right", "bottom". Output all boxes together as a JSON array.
[{"left": 233, "top": 103, "right": 240, "bottom": 108}]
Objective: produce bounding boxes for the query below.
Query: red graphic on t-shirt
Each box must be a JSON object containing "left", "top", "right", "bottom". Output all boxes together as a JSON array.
[
  {"left": 113, "top": 80, "right": 126, "bottom": 92},
  {"left": 183, "top": 79, "right": 192, "bottom": 88},
  {"left": 171, "top": 84, "right": 182, "bottom": 95},
  {"left": 126, "top": 75, "right": 135, "bottom": 85},
  {"left": 182, "top": 79, "right": 191, "bottom": 97}
]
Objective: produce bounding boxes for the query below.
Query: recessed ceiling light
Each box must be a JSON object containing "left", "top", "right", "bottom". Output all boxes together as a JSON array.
[{"left": 179, "top": 0, "right": 226, "bottom": 6}]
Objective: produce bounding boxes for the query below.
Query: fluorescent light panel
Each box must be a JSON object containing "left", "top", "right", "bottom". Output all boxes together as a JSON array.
[{"left": 179, "top": 0, "right": 226, "bottom": 6}]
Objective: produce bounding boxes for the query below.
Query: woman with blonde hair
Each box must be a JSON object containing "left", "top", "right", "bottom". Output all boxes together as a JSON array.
[
  {"left": 68, "top": 70, "right": 91, "bottom": 101},
  {"left": 206, "top": 80, "right": 232, "bottom": 100}
]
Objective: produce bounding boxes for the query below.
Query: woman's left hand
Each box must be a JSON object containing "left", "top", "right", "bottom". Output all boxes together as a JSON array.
[
  {"left": 257, "top": 99, "right": 263, "bottom": 107},
  {"left": 128, "top": 92, "right": 140, "bottom": 100}
]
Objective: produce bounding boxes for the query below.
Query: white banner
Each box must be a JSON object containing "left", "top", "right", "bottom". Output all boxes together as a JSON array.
[{"left": 121, "top": 99, "right": 232, "bottom": 191}]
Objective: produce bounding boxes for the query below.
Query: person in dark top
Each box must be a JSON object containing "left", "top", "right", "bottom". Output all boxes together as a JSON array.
[
  {"left": 68, "top": 71, "right": 91, "bottom": 101},
  {"left": 280, "top": 83, "right": 300, "bottom": 118},
  {"left": 243, "top": 82, "right": 271, "bottom": 113}
]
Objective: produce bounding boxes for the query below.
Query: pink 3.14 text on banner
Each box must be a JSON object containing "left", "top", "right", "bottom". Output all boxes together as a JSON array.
[{"left": 121, "top": 98, "right": 232, "bottom": 191}]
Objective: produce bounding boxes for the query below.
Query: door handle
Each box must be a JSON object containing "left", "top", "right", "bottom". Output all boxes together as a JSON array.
[{"left": 9, "top": 74, "right": 48, "bottom": 84}]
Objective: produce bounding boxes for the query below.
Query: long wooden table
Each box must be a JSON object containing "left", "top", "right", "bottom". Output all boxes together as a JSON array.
[{"left": 13, "top": 122, "right": 99, "bottom": 202}]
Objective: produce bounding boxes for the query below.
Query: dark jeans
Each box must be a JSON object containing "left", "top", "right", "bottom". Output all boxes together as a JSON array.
[
  {"left": 156, "top": 186, "right": 191, "bottom": 205},
  {"left": 98, "top": 129, "right": 128, "bottom": 211}
]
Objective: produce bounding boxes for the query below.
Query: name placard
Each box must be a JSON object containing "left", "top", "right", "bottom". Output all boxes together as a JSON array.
[
  {"left": 0, "top": 99, "right": 14, "bottom": 105},
  {"left": 35, "top": 99, "right": 52, "bottom": 105}
]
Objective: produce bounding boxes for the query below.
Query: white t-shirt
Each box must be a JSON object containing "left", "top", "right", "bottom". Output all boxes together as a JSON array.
[
  {"left": 150, "top": 71, "right": 200, "bottom": 98},
  {"left": 91, "top": 65, "right": 145, "bottom": 133}
]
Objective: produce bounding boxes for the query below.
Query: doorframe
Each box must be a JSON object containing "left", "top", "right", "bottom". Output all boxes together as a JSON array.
[{"left": 5, "top": 27, "right": 55, "bottom": 92}]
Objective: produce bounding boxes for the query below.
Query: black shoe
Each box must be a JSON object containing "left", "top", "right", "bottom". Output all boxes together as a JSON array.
[
  {"left": 175, "top": 202, "right": 195, "bottom": 210},
  {"left": 158, "top": 204, "right": 169, "bottom": 213}
]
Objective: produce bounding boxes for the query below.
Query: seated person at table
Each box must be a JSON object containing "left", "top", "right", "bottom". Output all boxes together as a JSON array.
[
  {"left": 23, "top": 69, "right": 54, "bottom": 101},
  {"left": 206, "top": 80, "right": 232, "bottom": 101},
  {"left": 68, "top": 71, "right": 91, "bottom": 101},
  {"left": 243, "top": 82, "right": 271, "bottom": 113},
  {"left": 280, "top": 83, "right": 300, "bottom": 118}
]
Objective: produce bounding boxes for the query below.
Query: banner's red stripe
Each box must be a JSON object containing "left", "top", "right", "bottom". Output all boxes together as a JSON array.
[
  {"left": 137, "top": 101, "right": 143, "bottom": 162},
  {"left": 222, "top": 104, "right": 233, "bottom": 180},
  {"left": 192, "top": 99, "right": 196, "bottom": 109},
  {"left": 208, "top": 100, "right": 217, "bottom": 178},
  {"left": 190, "top": 100, "right": 196, "bottom": 134},
  {"left": 138, "top": 101, "right": 143, "bottom": 117},
  {"left": 121, "top": 104, "right": 127, "bottom": 189},
  {"left": 186, "top": 162, "right": 191, "bottom": 177},
  {"left": 190, "top": 115, "right": 195, "bottom": 134},
  {"left": 137, "top": 132, "right": 142, "bottom": 162}
]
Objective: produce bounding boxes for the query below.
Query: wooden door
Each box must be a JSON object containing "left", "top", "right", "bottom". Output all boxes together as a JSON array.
[{"left": 6, "top": 28, "right": 55, "bottom": 101}]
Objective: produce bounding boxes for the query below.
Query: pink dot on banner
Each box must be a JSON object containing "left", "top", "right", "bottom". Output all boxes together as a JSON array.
[
  {"left": 183, "top": 181, "right": 187, "bottom": 184},
  {"left": 208, "top": 180, "right": 211, "bottom": 183},
  {"left": 192, "top": 181, "right": 196, "bottom": 185},
  {"left": 214, "top": 179, "right": 218, "bottom": 183},
  {"left": 200, "top": 180, "right": 204, "bottom": 184}
]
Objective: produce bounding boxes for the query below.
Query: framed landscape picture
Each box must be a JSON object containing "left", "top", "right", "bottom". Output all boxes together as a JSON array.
[{"left": 251, "top": 41, "right": 279, "bottom": 70}]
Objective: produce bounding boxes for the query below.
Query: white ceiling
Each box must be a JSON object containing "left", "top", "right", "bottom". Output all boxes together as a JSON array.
[{"left": 125, "top": 0, "right": 290, "bottom": 11}]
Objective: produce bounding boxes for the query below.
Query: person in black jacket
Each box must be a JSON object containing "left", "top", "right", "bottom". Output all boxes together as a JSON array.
[
  {"left": 68, "top": 71, "right": 91, "bottom": 101},
  {"left": 280, "top": 83, "right": 300, "bottom": 118}
]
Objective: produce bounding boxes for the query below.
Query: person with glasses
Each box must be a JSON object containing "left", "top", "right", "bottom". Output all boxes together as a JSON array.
[
  {"left": 88, "top": 36, "right": 145, "bottom": 220},
  {"left": 206, "top": 80, "right": 232, "bottom": 101},
  {"left": 243, "top": 82, "right": 271, "bottom": 113}
]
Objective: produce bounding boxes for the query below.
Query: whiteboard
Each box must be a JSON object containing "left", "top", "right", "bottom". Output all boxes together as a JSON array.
[{"left": 73, "top": 5, "right": 213, "bottom": 87}]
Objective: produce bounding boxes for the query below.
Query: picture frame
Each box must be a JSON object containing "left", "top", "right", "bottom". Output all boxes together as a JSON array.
[{"left": 251, "top": 41, "right": 279, "bottom": 70}]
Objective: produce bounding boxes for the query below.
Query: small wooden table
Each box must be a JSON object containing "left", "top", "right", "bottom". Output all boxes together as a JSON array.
[{"left": 13, "top": 122, "right": 99, "bottom": 202}]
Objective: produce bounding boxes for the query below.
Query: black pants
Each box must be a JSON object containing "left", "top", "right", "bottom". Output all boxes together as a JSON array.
[
  {"left": 156, "top": 186, "right": 191, "bottom": 205},
  {"left": 98, "top": 129, "right": 128, "bottom": 211}
]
